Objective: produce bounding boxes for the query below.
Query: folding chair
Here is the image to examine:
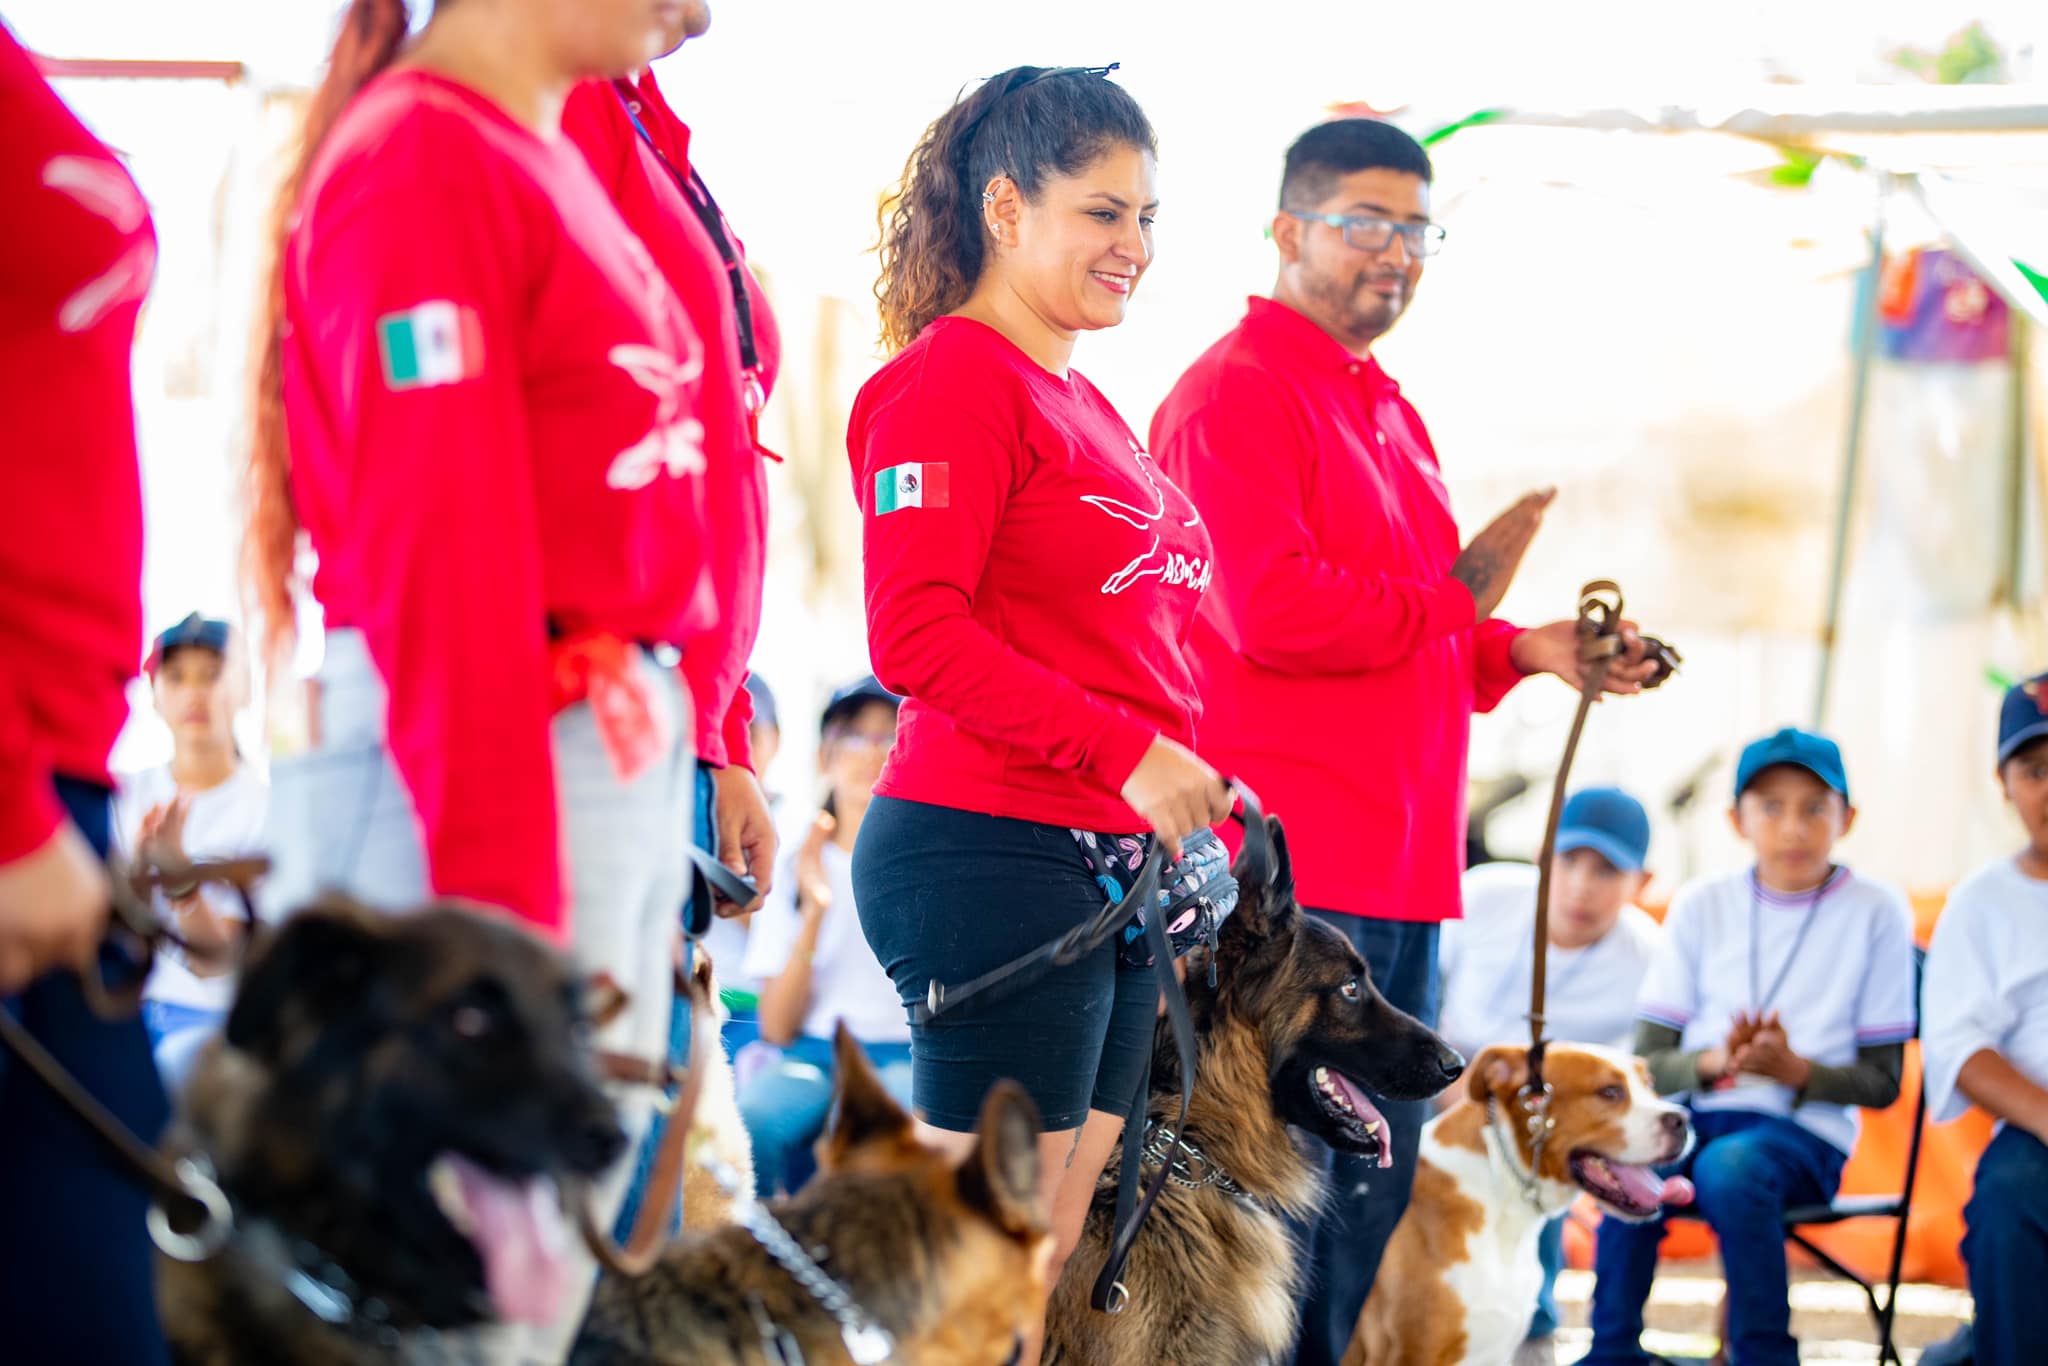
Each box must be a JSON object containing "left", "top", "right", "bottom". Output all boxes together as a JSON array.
[{"left": 1670, "top": 947, "right": 1928, "bottom": 1366}]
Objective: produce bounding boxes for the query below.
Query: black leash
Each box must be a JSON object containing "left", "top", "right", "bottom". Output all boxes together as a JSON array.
[{"left": 916, "top": 779, "right": 1271, "bottom": 1315}]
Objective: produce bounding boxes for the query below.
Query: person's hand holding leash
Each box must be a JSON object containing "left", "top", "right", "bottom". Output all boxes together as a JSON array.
[
  {"left": 1510, "top": 618, "right": 1667, "bottom": 694},
  {"left": 1451, "top": 488, "right": 1554, "bottom": 621},
  {"left": 1121, "top": 737, "right": 1232, "bottom": 858},
  {"left": 710, "top": 764, "right": 775, "bottom": 914},
  {"left": 0, "top": 822, "right": 112, "bottom": 993}
]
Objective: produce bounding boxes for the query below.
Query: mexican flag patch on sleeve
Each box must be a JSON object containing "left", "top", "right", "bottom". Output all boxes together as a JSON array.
[
  {"left": 377, "top": 301, "right": 485, "bottom": 390},
  {"left": 873, "top": 462, "right": 949, "bottom": 514}
]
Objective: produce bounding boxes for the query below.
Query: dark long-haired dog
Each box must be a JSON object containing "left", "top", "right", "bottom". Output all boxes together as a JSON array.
[
  {"left": 575, "top": 1026, "right": 1052, "bottom": 1365},
  {"left": 1043, "top": 818, "right": 1466, "bottom": 1366},
  {"left": 157, "top": 897, "right": 626, "bottom": 1364}
]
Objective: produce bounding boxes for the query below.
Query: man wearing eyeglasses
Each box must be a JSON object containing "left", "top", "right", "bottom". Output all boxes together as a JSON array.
[{"left": 1152, "top": 118, "right": 1659, "bottom": 1366}]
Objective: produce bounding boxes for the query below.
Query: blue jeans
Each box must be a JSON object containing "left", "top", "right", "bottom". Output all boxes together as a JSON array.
[
  {"left": 1529, "top": 1213, "right": 1566, "bottom": 1338},
  {"left": 1289, "top": 913, "right": 1442, "bottom": 1366},
  {"left": 1963, "top": 1125, "right": 2048, "bottom": 1366},
  {"left": 1586, "top": 1107, "right": 1845, "bottom": 1366},
  {"left": 0, "top": 777, "right": 171, "bottom": 1365},
  {"left": 738, "top": 1035, "right": 915, "bottom": 1197},
  {"left": 142, "top": 998, "right": 225, "bottom": 1091}
]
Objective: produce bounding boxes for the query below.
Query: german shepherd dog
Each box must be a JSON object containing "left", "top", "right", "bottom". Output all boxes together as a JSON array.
[
  {"left": 575, "top": 1026, "right": 1053, "bottom": 1365},
  {"left": 157, "top": 897, "right": 629, "bottom": 1365},
  {"left": 1043, "top": 818, "right": 1467, "bottom": 1366}
]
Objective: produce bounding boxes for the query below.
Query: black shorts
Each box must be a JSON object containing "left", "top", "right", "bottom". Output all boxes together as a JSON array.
[{"left": 852, "top": 795, "right": 1158, "bottom": 1133}]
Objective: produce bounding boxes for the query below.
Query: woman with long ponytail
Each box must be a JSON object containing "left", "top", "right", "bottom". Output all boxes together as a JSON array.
[
  {"left": 850, "top": 65, "right": 1232, "bottom": 1360},
  {"left": 251, "top": 0, "right": 714, "bottom": 1356}
]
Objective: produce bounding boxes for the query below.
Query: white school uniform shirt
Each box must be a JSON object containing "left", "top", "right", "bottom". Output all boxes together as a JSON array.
[
  {"left": 1922, "top": 856, "right": 2048, "bottom": 1127},
  {"left": 1637, "top": 866, "right": 1918, "bottom": 1154},
  {"left": 112, "top": 764, "right": 269, "bottom": 1013},
  {"left": 1439, "top": 861, "right": 1663, "bottom": 1063},
  {"left": 741, "top": 840, "right": 911, "bottom": 1045}
]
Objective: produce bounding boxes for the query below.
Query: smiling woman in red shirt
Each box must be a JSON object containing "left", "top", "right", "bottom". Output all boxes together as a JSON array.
[
  {"left": 847, "top": 65, "right": 1231, "bottom": 1354},
  {"left": 244, "top": 0, "right": 710, "bottom": 1355}
]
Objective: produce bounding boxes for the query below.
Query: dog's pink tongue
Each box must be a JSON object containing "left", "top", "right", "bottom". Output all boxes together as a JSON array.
[
  {"left": 444, "top": 1154, "right": 574, "bottom": 1325},
  {"left": 1330, "top": 1073, "right": 1394, "bottom": 1169},
  {"left": 1611, "top": 1161, "right": 1692, "bottom": 1210}
]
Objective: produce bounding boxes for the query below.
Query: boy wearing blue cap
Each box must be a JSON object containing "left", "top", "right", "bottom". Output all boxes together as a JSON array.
[
  {"left": 1921, "top": 673, "right": 2048, "bottom": 1366},
  {"left": 1444, "top": 787, "right": 1664, "bottom": 1360},
  {"left": 1585, "top": 728, "right": 1917, "bottom": 1366}
]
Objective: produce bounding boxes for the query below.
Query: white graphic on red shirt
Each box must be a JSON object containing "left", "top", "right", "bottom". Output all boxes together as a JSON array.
[
  {"left": 1080, "top": 438, "right": 1211, "bottom": 596},
  {"left": 605, "top": 343, "right": 707, "bottom": 488},
  {"left": 43, "top": 154, "right": 155, "bottom": 334}
]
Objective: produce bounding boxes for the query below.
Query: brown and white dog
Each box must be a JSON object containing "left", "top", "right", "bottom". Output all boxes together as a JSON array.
[{"left": 1347, "top": 1042, "right": 1694, "bottom": 1366}]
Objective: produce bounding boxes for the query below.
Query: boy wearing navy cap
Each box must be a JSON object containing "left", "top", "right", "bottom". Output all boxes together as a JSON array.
[
  {"left": 1585, "top": 728, "right": 1917, "bottom": 1366},
  {"left": 1922, "top": 674, "right": 2048, "bottom": 1366}
]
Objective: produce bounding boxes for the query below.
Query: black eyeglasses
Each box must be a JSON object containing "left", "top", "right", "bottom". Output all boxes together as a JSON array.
[{"left": 1286, "top": 210, "right": 1447, "bottom": 258}]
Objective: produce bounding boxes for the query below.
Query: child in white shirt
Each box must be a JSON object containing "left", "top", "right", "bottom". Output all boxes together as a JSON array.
[
  {"left": 1586, "top": 728, "right": 1916, "bottom": 1366},
  {"left": 1922, "top": 673, "right": 2048, "bottom": 1366}
]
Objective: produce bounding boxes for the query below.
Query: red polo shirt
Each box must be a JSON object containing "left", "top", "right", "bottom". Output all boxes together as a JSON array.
[
  {"left": 1151, "top": 297, "right": 1526, "bottom": 921},
  {"left": 851, "top": 317, "right": 1213, "bottom": 831},
  {"left": 563, "top": 72, "right": 781, "bottom": 769},
  {"left": 0, "top": 29, "right": 152, "bottom": 860}
]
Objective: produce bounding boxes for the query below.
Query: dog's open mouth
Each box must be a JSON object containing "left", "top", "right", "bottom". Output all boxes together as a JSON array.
[
  {"left": 1310, "top": 1066, "right": 1391, "bottom": 1168},
  {"left": 427, "top": 1153, "right": 576, "bottom": 1325},
  {"left": 1568, "top": 1151, "right": 1694, "bottom": 1222}
]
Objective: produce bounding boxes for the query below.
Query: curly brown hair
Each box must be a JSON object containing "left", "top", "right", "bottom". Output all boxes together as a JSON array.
[
  {"left": 244, "top": 0, "right": 414, "bottom": 667},
  {"left": 873, "top": 65, "right": 1155, "bottom": 354}
]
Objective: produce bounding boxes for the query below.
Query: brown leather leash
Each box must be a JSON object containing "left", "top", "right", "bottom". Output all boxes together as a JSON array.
[{"left": 1523, "top": 582, "right": 1681, "bottom": 1116}]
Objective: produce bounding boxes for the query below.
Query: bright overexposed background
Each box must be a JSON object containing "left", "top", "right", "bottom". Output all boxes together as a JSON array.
[{"left": 11, "top": 0, "right": 2046, "bottom": 893}]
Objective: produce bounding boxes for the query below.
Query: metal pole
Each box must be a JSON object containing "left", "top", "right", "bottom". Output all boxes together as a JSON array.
[{"left": 1813, "top": 171, "right": 1893, "bottom": 729}]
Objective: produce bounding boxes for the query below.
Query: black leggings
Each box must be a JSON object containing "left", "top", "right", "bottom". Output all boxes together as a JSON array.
[
  {"left": 853, "top": 795, "right": 1157, "bottom": 1133},
  {"left": 0, "top": 777, "right": 171, "bottom": 1364}
]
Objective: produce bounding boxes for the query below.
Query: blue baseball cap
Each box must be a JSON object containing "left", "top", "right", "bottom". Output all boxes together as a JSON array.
[
  {"left": 143, "top": 612, "right": 231, "bottom": 677},
  {"left": 743, "top": 673, "right": 780, "bottom": 733},
  {"left": 820, "top": 674, "right": 900, "bottom": 731},
  {"left": 1734, "top": 726, "right": 1850, "bottom": 803},
  {"left": 1554, "top": 786, "right": 1651, "bottom": 872},
  {"left": 1998, "top": 672, "right": 2048, "bottom": 766}
]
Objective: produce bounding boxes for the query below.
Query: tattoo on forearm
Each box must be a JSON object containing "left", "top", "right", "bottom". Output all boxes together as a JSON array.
[
  {"left": 1063, "top": 1130, "right": 1083, "bottom": 1169},
  {"left": 1451, "top": 548, "right": 1503, "bottom": 601}
]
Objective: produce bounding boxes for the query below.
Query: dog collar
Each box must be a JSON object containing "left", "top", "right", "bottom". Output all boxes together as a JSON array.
[
  {"left": 712, "top": 1159, "right": 895, "bottom": 1364},
  {"left": 1482, "top": 1097, "right": 1553, "bottom": 1216},
  {"left": 1138, "top": 1120, "right": 1246, "bottom": 1198}
]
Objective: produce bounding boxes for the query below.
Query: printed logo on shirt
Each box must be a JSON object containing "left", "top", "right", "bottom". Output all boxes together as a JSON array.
[
  {"left": 606, "top": 343, "right": 707, "bottom": 488},
  {"left": 42, "top": 154, "right": 155, "bottom": 334},
  {"left": 874, "top": 462, "right": 949, "bottom": 514},
  {"left": 1080, "top": 438, "right": 1208, "bottom": 596},
  {"left": 377, "top": 301, "right": 485, "bottom": 391}
]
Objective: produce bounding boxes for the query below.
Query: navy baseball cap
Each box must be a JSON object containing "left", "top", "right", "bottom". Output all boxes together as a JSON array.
[
  {"left": 820, "top": 675, "right": 899, "bottom": 730},
  {"left": 1997, "top": 672, "right": 2048, "bottom": 766},
  {"left": 743, "top": 673, "right": 780, "bottom": 733},
  {"left": 144, "top": 612, "right": 231, "bottom": 677},
  {"left": 1734, "top": 726, "right": 1850, "bottom": 803},
  {"left": 1554, "top": 786, "right": 1651, "bottom": 872}
]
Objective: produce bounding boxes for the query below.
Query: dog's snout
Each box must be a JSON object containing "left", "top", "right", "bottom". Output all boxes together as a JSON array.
[
  {"left": 564, "top": 1100, "right": 629, "bottom": 1175},
  {"left": 1433, "top": 1042, "right": 1465, "bottom": 1084},
  {"left": 1659, "top": 1111, "right": 1689, "bottom": 1139}
]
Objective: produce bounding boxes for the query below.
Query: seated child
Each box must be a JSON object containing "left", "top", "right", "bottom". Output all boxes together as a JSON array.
[
  {"left": 737, "top": 676, "right": 913, "bottom": 1196},
  {"left": 1443, "top": 786, "right": 1663, "bottom": 1356},
  {"left": 1922, "top": 673, "right": 2048, "bottom": 1366},
  {"left": 1585, "top": 727, "right": 1916, "bottom": 1366}
]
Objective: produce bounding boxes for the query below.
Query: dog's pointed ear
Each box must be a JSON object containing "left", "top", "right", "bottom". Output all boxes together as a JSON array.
[
  {"left": 225, "top": 896, "right": 389, "bottom": 1063},
  {"left": 1466, "top": 1044, "right": 1530, "bottom": 1104},
  {"left": 1222, "top": 813, "right": 1297, "bottom": 955},
  {"left": 1265, "top": 815, "right": 1295, "bottom": 905},
  {"left": 957, "top": 1080, "right": 1047, "bottom": 1238},
  {"left": 820, "top": 1022, "right": 913, "bottom": 1161}
]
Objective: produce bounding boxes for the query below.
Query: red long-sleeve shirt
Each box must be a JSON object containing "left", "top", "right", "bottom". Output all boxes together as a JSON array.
[
  {"left": 0, "top": 28, "right": 152, "bottom": 860},
  {"left": 282, "top": 70, "right": 711, "bottom": 933},
  {"left": 1151, "top": 297, "right": 1526, "bottom": 921},
  {"left": 562, "top": 71, "right": 780, "bottom": 770},
  {"left": 850, "top": 317, "right": 1213, "bottom": 831}
]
